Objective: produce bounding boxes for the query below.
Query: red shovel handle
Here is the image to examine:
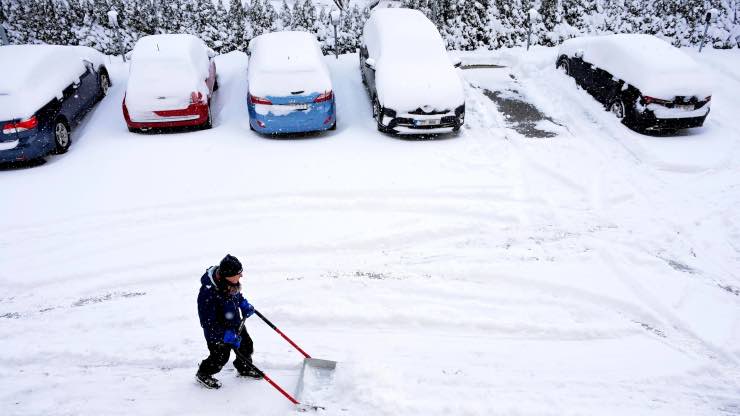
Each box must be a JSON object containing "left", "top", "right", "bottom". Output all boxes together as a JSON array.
[
  {"left": 233, "top": 349, "right": 300, "bottom": 405},
  {"left": 254, "top": 309, "right": 312, "bottom": 359}
]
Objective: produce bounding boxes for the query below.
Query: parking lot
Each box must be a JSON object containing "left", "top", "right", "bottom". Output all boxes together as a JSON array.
[{"left": 1, "top": 47, "right": 739, "bottom": 415}]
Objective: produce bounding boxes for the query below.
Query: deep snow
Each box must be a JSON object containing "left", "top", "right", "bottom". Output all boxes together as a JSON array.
[{"left": 0, "top": 46, "right": 739, "bottom": 416}]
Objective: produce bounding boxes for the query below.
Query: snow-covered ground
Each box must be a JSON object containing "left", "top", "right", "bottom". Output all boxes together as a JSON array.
[{"left": 1, "top": 46, "right": 739, "bottom": 415}]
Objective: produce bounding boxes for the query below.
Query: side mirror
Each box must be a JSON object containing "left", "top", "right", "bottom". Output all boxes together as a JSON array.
[
  {"left": 705, "top": 9, "right": 718, "bottom": 24},
  {"left": 365, "top": 58, "right": 376, "bottom": 70}
]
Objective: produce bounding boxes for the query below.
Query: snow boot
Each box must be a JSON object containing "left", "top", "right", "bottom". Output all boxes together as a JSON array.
[
  {"left": 196, "top": 372, "right": 222, "bottom": 389},
  {"left": 237, "top": 366, "right": 263, "bottom": 380}
]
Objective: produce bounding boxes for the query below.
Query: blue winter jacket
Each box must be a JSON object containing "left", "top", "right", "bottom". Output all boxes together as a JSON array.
[{"left": 197, "top": 266, "right": 252, "bottom": 344}]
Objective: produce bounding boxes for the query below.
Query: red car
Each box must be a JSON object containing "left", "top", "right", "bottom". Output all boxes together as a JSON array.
[{"left": 123, "top": 34, "right": 217, "bottom": 132}]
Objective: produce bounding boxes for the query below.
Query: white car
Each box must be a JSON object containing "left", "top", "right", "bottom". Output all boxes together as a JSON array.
[
  {"left": 123, "top": 34, "right": 217, "bottom": 132},
  {"left": 360, "top": 8, "right": 465, "bottom": 135}
]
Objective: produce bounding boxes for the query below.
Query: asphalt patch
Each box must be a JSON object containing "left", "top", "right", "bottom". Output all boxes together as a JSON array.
[{"left": 482, "top": 89, "right": 559, "bottom": 138}]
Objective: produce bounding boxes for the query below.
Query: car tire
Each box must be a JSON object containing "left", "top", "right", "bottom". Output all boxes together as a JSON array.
[
  {"left": 100, "top": 72, "right": 110, "bottom": 98},
  {"left": 610, "top": 99, "right": 625, "bottom": 120},
  {"left": 53, "top": 119, "right": 71, "bottom": 154},
  {"left": 127, "top": 127, "right": 139, "bottom": 133},
  {"left": 203, "top": 107, "right": 213, "bottom": 130},
  {"left": 557, "top": 58, "right": 570, "bottom": 76},
  {"left": 372, "top": 97, "right": 387, "bottom": 133},
  {"left": 329, "top": 119, "right": 337, "bottom": 131},
  {"left": 249, "top": 122, "right": 255, "bottom": 132},
  {"left": 213, "top": 77, "right": 219, "bottom": 92}
]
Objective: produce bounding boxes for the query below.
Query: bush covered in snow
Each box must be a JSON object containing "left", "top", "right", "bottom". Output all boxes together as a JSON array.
[{"left": 1, "top": 0, "right": 738, "bottom": 54}]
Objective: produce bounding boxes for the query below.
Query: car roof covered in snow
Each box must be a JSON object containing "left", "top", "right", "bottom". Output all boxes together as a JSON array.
[
  {"left": 131, "top": 34, "right": 209, "bottom": 73},
  {"left": 249, "top": 31, "right": 325, "bottom": 73},
  {"left": 247, "top": 31, "right": 331, "bottom": 97},
  {"left": 363, "top": 8, "right": 448, "bottom": 62},
  {"left": 559, "top": 34, "right": 712, "bottom": 99},
  {"left": 0, "top": 45, "right": 103, "bottom": 121}
]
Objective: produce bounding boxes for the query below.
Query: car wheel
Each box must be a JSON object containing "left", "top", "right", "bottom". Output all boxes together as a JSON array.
[
  {"left": 53, "top": 120, "right": 71, "bottom": 154},
  {"left": 127, "top": 127, "right": 139, "bottom": 133},
  {"left": 100, "top": 73, "right": 110, "bottom": 97},
  {"left": 557, "top": 58, "right": 570, "bottom": 76},
  {"left": 203, "top": 106, "right": 213, "bottom": 130},
  {"left": 610, "top": 99, "right": 626, "bottom": 121}
]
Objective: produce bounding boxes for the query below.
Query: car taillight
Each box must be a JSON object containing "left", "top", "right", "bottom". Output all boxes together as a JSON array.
[
  {"left": 642, "top": 96, "right": 671, "bottom": 105},
  {"left": 249, "top": 94, "right": 272, "bottom": 105},
  {"left": 314, "top": 90, "right": 333, "bottom": 103},
  {"left": 2, "top": 115, "right": 38, "bottom": 134},
  {"left": 190, "top": 91, "right": 205, "bottom": 105}
]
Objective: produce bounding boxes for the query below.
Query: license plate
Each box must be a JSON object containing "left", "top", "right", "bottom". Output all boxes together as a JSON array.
[
  {"left": 415, "top": 119, "right": 440, "bottom": 126},
  {"left": 293, "top": 104, "right": 309, "bottom": 111},
  {"left": 676, "top": 104, "right": 694, "bottom": 111}
]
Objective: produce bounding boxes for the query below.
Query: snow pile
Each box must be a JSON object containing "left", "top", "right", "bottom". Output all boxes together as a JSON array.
[
  {"left": 559, "top": 34, "right": 713, "bottom": 99},
  {"left": 247, "top": 31, "right": 331, "bottom": 97},
  {"left": 126, "top": 34, "right": 211, "bottom": 110},
  {"left": 0, "top": 45, "right": 98, "bottom": 120},
  {"left": 363, "top": 8, "right": 465, "bottom": 112}
]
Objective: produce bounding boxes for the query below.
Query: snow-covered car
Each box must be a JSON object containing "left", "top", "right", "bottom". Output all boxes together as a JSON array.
[
  {"left": 123, "top": 34, "right": 217, "bottom": 132},
  {"left": 247, "top": 31, "right": 336, "bottom": 134},
  {"left": 0, "top": 45, "right": 110, "bottom": 163},
  {"left": 557, "top": 34, "right": 712, "bottom": 132},
  {"left": 360, "top": 8, "right": 465, "bottom": 135}
]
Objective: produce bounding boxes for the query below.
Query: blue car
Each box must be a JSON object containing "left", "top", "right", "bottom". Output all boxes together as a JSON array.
[
  {"left": 0, "top": 45, "right": 110, "bottom": 163},
  {"left": 247, "top": 31, "right": 336, "bottom": 135}
]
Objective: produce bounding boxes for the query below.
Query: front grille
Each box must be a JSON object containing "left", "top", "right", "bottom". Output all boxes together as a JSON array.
[{"left": 408, "top": 107, "right": 451, "bottom": 115}]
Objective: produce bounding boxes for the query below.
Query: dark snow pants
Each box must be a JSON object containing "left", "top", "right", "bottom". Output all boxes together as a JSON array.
[{"left": 197, "top": 327, "right": 254, "bottom": 376}]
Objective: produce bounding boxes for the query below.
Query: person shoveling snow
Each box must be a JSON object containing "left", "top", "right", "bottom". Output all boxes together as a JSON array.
[{"left": 195, "top": 254, "right": 262, "bottom": 389}]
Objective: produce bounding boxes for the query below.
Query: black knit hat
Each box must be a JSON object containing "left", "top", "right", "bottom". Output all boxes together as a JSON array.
[{"left": 219, "top": 254, "right": 243, "bottom": 278}]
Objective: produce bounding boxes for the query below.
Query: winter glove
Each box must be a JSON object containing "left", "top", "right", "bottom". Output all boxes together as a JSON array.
[
  {"left": 239, "top": 298, "right": 255, "bottom": 318},
  {"left": 223, "top": 329, "right": 241, "bottom": 348}
]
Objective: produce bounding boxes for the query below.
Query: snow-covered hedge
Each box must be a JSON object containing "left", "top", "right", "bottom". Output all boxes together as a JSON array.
[{"left": 1, "top": 0, "right": 738, "bottom": 54}]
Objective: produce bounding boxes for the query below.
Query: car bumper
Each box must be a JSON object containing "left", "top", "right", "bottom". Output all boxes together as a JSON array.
[
  {"left": 635, "top": 106, "right": 710, "bottom": 131},
  {"left": 0, "top": 130, "right": 55, "bottom": 162},
  {"left": 380, "top": 105, "right": 465, "bottom": 135},
  {"left": 248, "top": 100, "right": 336, "bottom": 135},
  {"left": 124, "top": 101, "right": 210, "bottom": 130}
]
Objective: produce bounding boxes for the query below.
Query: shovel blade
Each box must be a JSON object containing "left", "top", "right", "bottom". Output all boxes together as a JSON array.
[
  {"left": 295, "top": 357, "right": 337, "bottom": 409},
  {"left": 305, "top": 358, "right": 337, "bottom": 370}
]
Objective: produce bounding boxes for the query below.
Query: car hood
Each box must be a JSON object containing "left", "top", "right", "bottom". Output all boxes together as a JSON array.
[{"left": 375, "top": 60, "right": 464, "bottom": 113}]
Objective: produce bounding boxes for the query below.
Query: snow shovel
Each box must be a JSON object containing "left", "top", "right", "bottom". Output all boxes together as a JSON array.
[{"left": 253, "top": 310, "right": 337, "bottom": 410}]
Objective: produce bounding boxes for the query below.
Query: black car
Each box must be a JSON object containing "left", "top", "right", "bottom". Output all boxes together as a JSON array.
[
  {"left": 360, "top": 8, "right": 465, "bottom": 135},
  {"left": 557, "top": 34, "right": 711, "bottom": 133},
  {"left": 0, "top": 45, "right": 110, "bottom": 163}
]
